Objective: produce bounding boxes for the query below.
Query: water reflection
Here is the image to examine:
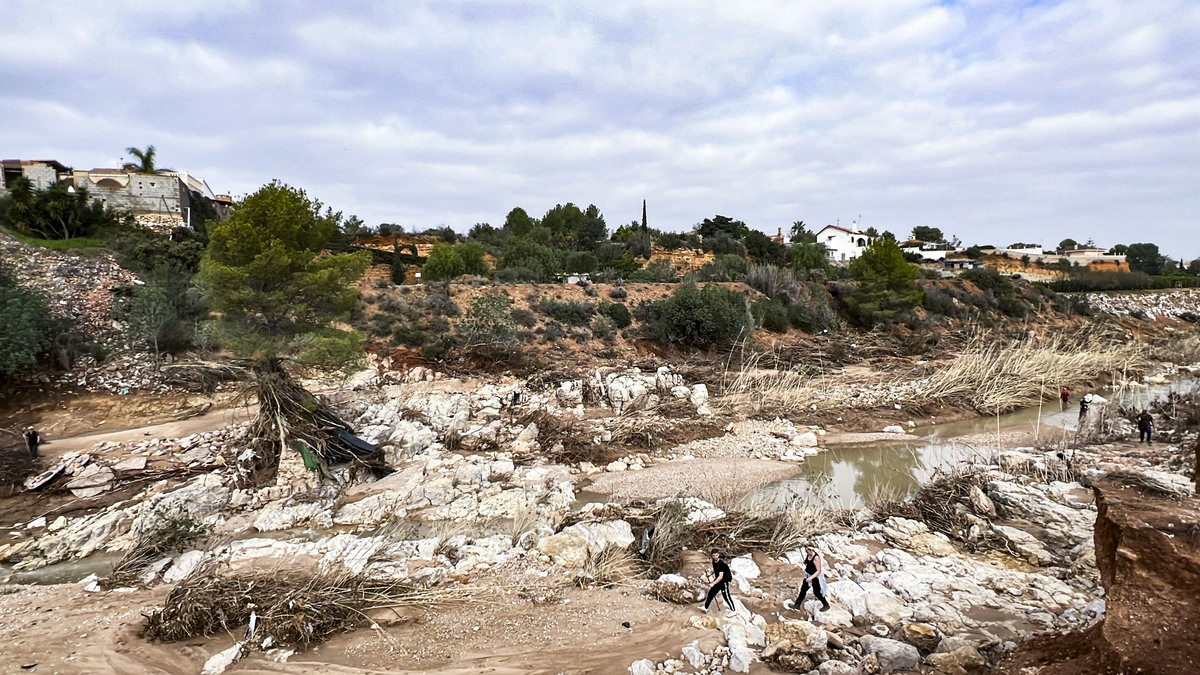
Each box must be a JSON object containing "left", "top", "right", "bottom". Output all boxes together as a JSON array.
[{"left": 753, "top": 377, "right": 1200, "bottom": 510}]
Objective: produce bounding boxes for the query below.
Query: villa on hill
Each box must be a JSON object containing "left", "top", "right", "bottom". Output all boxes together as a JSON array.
[{"left": 815, "top": 222, "right": 876, "bottom": 262}]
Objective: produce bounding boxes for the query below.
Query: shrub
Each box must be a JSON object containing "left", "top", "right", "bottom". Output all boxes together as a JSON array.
[
  {"left": 641, "top": 283, "right": 751, "bottom": 348},
  {"left": 564, "top": 251, "right": 598, "bottom": 274},
  {"left": 0, "top": 178, "right": 126, "bottom": 240},
  {"left": 0, "top": 266, "right": 62, "bottom": 381},
  {"left": 421, "top": 242, "right": 490, "bottom": 281},
  {"left": 627, "top": 258, "right": 677, "bottom": 283},
  {"left": 787, "top": 286, "right": 839, "bottom": 333},
  {"left": 536, "top": 298, "right": 595, "bottom": 326},
  {"left": 746, "top": 265, "right": 802, "bottom": 303},
  {"left": 598, "top": 302, "right": 633, "bottom": 328},
  {"left": 495, "top": 267, "right": 540, "bottom": 283},
  {"left": 455, "top": 291, "right": 516, "bottom": 346},
  {"left": 696, "top": 254, "right": 749, "bottom": 282},
  {"left": 510, "top": 307, "right": 538, "bottom": 328},
  {"left": 607, "top": 286, "right": 628, "bottom": 300},
  {"left": 392, "top": 322, "right": 427, "bottom": 347},
  {"left": 543, "top": 322, "right": 566, "bottom": 342},
  {"left": 752, "top": 297, "right": 789, "bottom": 333},
  {"left": 922, "top": 287, "right": 960, "bottom": 317},
  {"left": 591, "top": 315, "right": 617, "bottom": 341}
]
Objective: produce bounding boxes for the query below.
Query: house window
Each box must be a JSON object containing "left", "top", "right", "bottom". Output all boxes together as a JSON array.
[
  {"left": 857, "top": 238, "right": 866, "bottom": 247},
  {"left": 841, "top": 253, "right": 846, "bottom": 261}
]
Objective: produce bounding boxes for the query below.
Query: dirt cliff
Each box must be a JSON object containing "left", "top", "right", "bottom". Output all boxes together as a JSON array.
[{"left": 998, "top": 477, "right": 1200, "bottom": 674}]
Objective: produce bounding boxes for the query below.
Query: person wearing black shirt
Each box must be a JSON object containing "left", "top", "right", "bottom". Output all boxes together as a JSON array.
[
  {"left": 23, "top": 426, "right": 42, "bottom": 459},
  {"left": 786, "top": 546, "right": 831, "bottom": 613},
  {"left": 702, "top": 549, "right": 737, "bottom": 616}
]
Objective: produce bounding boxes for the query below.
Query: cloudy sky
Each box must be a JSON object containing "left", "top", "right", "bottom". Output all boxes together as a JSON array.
[{"left": 2, "top": 1, "right": 1198, "bottom": 255}]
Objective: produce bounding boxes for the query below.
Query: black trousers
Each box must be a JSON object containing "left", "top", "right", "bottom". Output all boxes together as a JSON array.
[
  {"left": 26, "top": 441, "right": 38, "bottom": 459},
  {"left": 1140, "top": 428, "right": 1153, "bottom": 442},
  {"left": 704, "top": 583, "right": 734, "bottom": 611},
  {"left": 795, "top": 577, "right": 827, "bottom": 605}
]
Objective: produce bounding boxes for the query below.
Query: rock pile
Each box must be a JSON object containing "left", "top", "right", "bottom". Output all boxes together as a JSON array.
[
  {"left": 1086, "top": 288, "right": 1200, "bottom": 320},
  {"left": 0, "top": 230, "right": 136, "bottom": 338}
]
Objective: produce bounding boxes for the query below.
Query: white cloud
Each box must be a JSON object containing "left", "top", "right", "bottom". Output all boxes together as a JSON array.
[{"left": 0, "top": 0, "right": 1197, "bottom": 253}]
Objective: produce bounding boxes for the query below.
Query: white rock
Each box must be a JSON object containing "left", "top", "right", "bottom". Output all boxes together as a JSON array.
[
  {"left": 790, "top": 431, "right": 819, "bottom": 447},
  {"left": 628, "top": 658, "right": 655, "bottom": 675},
  {"left": 882, "top": 425, "right": 906, "bottom": 434},
  {"left": 682, "top": 640, "right": 705, "bottom": 668},
  {"left": 201, "top": 643, "right": 244, "bottom": 674},
  {"left": 729, "top": 555, "right": 760, "bottom": 580},
  {"left": 163, "top": 550, "right": 206, "bottom": 583},
  {"left": 689, "top": 384, "right": 709, "bottom": 406}
]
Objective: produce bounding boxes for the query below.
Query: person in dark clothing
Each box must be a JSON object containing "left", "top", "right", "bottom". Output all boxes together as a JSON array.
[
  {"left": 1078, "top": 394, "right": 1090, "bottom": 420},
  {"left": 702, "top": 549, "right": 737, "bottom": 616},
  {"left": 1136, "top": 410, "right": 1154, "bottom": 443},
  {"left": 786, "top": 546, "right": 831, "bottom": 612},
  {"left": 23, "top": 426, "right": 41, "bottom": 459}
]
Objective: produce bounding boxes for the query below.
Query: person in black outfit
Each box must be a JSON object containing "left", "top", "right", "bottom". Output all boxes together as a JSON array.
[
  {"left": 702, "top": 549, "right": 736, "bottom": 616},
  {"left": 1136, "top": 410, "right": 1154, "bottom": 443},
  {"left": 23, "top": 426, "right": 42, "bottom": 459},
  {"left": 788, "top": 546, "right": 831, "bottom": 612}
]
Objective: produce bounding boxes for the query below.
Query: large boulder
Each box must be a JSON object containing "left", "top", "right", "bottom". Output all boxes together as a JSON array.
[
  {"left": 861, "top": 635, "right": 921, "bottom": 673},
  {"left": 537, "top": 520, "right": 634, "bottom": 567},
  {"left": 764, "top": 620, "right": 828, "bottom": 654}
]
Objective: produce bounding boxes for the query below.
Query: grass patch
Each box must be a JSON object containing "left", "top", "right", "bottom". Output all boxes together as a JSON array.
[{"left": 3, "top": 226, "right": 107, "bottom": 250}]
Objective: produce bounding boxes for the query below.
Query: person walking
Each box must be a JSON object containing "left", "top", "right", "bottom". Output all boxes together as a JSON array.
[
  {"left": 23, "top": 426, "right": 42, "bottom": 459},
  {"left": 1060, "top": 387, "right": 1070, "bottom": 411},
  {"left": 785, "top": 546, "right": 831, "bottom": 613},
  {"left": 701, "top": 549, "right": 737, "bottom": 617},
  {"left": 1136, "top": 410, "right": 1154, "bottom": 443},
  {"left": 1078, "top": 394, "right": 1091, "bottom": 421}
]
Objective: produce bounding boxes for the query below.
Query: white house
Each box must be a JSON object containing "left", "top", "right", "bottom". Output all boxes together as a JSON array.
[{"left": 816, "top": 222, "right": 875, "bottom": 262}]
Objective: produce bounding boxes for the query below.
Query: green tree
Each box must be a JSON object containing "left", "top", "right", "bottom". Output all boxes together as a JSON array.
[
  {"left": 788, "top": 242, "right": 832, "bottom": 277},
  {"left": 123, "top": 145, "right": 170, "bottom": 173},
  {"left": 911, "top": 226, "right": 943, "bottom": 243},
  {"left": 541, "top": 203, "right": 584, "bottom": 244},
  {"left": 421, "top": 243, "right": 464, "bottom": 281},
  {"left": 198, "top": 182, "right": 371, "bottom": 481},
  {"left": 503, "top": 207, "right": 537, "bottom": 237},
  {"left": 1108, "top": 244, "right": 1128, "bottom": 255},
  {"left": 1125, "top": 242, "right": 1164, "bottom": 276},
  {"left": 697, "top": 215, "right": 749, "bottom": 241},
  {"left": 1058, "top": 238, "right": 1078, "bottom": 251},
  {"left": 744, "top": 230, "right": 787, "bottom": 266},
  {"left": 844, "top": 239, "right": 922, "bottom": 326},
  {"left": 576, "top": 204, "right": 608, "bottom": 251},
  {"left": 128, "top": 264, "right": 203, "bottom": 364},
  {"left": 790, "top": 221, "right": 816, "bottom": 244},
  {"left": 641, "top": 199, "right": 648, "bottom": 231},
  {"left": 498, "top": 236, "right": 562, "bottom": 281}
]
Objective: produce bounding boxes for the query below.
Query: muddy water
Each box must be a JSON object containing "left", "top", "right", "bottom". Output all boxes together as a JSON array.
[{"left": 753, "top": 378, "right": 1200, "bottom": 510}]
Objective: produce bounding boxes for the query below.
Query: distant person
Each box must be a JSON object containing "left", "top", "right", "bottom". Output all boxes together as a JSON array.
[
  {"left": 702, "top": 549, "right": 737, "bottom": 617},
  {"left": 1137, "top": 410, "right": 1154, "bottom": 443},
  {"left": 1060, "top": 387, "right": 1070, "bottom": 411},
  {"left": 785, "top": 545, "right": 831, "bottom": 613},
  {"left": 23, "top": 426, "right": 42, "bottom": 459},
  {"left": 1079, "top": 394, "right": 1091, "bottom": 421}
]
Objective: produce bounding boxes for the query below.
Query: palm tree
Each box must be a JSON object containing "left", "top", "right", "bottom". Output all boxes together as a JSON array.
[{"left": 123, "top": 145, "right": 171, "bottom": 174}]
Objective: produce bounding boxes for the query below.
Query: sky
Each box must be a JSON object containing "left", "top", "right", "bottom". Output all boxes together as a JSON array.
[{"left": 2, "top": 1, "right": 1198, "bottom": 256}]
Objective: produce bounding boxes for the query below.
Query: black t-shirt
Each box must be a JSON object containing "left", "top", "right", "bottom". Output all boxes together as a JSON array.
[{"left": 711, "top": 559, "right": 732, "bottom": 586}]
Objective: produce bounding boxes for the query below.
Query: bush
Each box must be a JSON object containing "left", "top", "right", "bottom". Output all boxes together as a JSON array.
[
  {"left": 455, "top": 291, "right": 516, "bottom": 347},
  {"left": 536, "top": 298, "right": 595, "bottom": 326},
  {"left": 0, "top": 266, "right": 62, "bottom": 381},
  {"left": 598, "top": 302, "right": 633, "bottom": 328},
  {"left": 746, "top": 265, "right": 801, "bottom": 303},
  {"left": 752, "top": 297, "right": 790, "bottom": 333},
  {"left": 495, "top": 267, "right": 540, "bottom": 283},
  {"left": 591, "top": 315, "right": 617, "bottom": 341},
  {"left": 421, "top": 242, "right": 490, "bottom": 281},
  {"left": 843, "top": 239, "right": 923, "bottom": 326},
  {"left": 922, "top": 287, "right": 960, "bottom": 317},
  {"left": 510, "top": 307, "right": 538, "bottom": 328},
  {"left": 787, "top": 286, "right": 839, "bottom": 333},
  {"left": 626, "top": 258, "right": 677, "bottom": 283},
  {"left": 696, "top": 254, "right": 749, "bottom": 282},
  {"left": 641, "top": 283, "right": 751, "bottom": 348},
  {"left": 607, "top": 286, "right": 628, "bottom": 300},
  {"left": 392, "top": 322, "right": 427, "bottom": 347}
]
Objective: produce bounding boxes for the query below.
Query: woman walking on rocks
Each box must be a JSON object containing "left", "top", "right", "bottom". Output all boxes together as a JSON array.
[
  {"left": 787, "top": 546, "right": 831, "bottom": 613},
  {"left": 702, "top": 549, "right": 737, "bottom": 617}
]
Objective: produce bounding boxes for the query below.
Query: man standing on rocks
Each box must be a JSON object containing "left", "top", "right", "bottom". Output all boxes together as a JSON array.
[
  {"left": 1136, "top": 410, "right": 1154, "bottom": 443},
  {"left": 23, "top": 426, "right": 42, "bottom": 459},
  {"left": 702, "top": 549, "right": 737, "bottom": 617},
  {"left": 787, "top": 546, "right": 831, "bottom": 614}
]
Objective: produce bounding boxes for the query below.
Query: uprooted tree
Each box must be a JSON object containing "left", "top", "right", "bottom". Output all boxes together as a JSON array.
[{"left": 199, "top": 181, "right": 373, "bottom": 485}]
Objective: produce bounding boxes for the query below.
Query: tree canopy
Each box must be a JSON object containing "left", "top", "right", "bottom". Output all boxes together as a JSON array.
[
  {"left": 911, "top": 226, "right": 943, "bottom": 243},
  {"left": 198, "top": 181, "right": 370, "bottom": 367},
  {"left": 844, "top": 239, "right": 923, "bottom": 326},
  {"left": 1125, "top": 242, "right": 1164, "bottom": 276}
]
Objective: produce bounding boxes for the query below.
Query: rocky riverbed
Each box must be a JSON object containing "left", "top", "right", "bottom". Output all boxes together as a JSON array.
[{"left": 1, "top": 363, "right": 1196, "bottom": 674}]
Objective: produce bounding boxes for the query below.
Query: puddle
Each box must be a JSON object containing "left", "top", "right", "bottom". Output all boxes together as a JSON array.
[
  {"left": 752, "top": 378, "right": 1199, "bottom": 510},
  {"left": 1, "top": 552, "right": 122, "bottom": 586}
]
